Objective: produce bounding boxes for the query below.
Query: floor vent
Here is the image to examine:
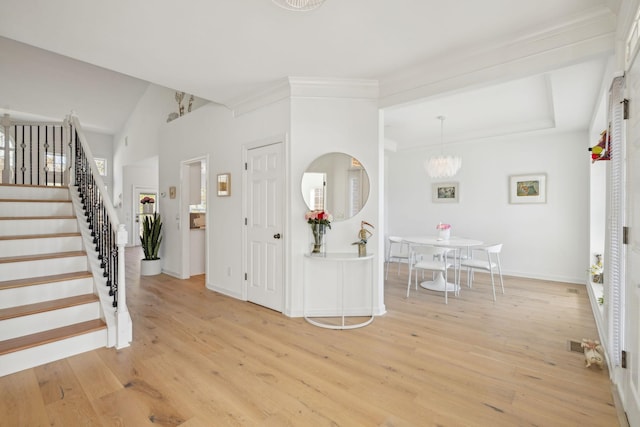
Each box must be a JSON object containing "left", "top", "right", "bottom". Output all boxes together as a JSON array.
[
  {"left": 567, "top": 340, "right": 584, "bottom": 353},
  {"left": 567, "top": 288, "right": 579, "bottom": 294}
]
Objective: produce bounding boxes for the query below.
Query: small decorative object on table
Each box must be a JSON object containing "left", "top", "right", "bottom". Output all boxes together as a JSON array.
[
  {"left": 306, "top": 210, "right": 332, "bottom": 254},
  {"left": 581, "top": 339, "right": 604, "bottom": 369},
  {"left": 352, "top": 221, "right": 374, "bottom": 257},
  {"left": 436, "top": 222, "right": 451, "bottom": 240}
]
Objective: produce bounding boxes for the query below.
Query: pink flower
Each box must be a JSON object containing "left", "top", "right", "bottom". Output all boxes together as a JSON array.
[
  {"left": 305, "top": 210, "right": 333, "bottom": 228},
  {"left": 436, "top": 223, "right": 451, "bottom": 230}
]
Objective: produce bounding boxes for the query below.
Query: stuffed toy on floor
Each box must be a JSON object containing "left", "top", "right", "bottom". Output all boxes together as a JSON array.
[{"left": 581, "top": 339, "right": 604, "bottom": 369}]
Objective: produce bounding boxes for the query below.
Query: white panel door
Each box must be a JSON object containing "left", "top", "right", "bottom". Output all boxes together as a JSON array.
[
  {"left": 623, "top": 57, "right": 640, "bottom": 426},
  {"left": 246, "top": 142, "right": 284, "bottom": 312}
]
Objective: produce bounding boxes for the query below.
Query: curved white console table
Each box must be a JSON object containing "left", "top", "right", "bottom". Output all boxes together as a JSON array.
[{"left": 303, "top": 252, "right": 375, "bottom": 330}]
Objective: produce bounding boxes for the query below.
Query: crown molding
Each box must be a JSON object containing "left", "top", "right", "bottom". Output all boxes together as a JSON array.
[
  {"left": 379, "top": 7, "right": 616, "bottom": 108},
  {"left": 228, "top": 78, "right": 291, "bottom": 117},
  {"left": 287, "top": 77, "right": 378, "bottom": 99},
  {"left": 229, "top": 77, "right": 379, "bottom": 117}
]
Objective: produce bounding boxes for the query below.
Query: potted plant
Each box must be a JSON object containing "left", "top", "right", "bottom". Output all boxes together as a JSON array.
[{"left": 140, "top": 212, "right": 163, "bottom": 275}]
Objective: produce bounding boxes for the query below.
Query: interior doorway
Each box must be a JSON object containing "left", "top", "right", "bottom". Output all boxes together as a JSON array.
[
  {"left": 132, "top": 186, "right": 158, "bottom": 246},
  {"left": 180, "top": 156, "right": 209, "bottom": 279},
  {"left": 244, "top": 140, "right": 284, "bottom": 312}
]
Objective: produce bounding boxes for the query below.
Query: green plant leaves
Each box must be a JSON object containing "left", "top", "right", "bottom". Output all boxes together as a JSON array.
[{"left": 140, "top": 213, "right": 163, "bottom": 260}]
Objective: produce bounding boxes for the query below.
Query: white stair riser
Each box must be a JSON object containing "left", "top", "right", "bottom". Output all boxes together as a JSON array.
[
  {"left": 0, "top": 201, "right": 73, "bottom": 217},
  {"left": 0, "top": 186, "right": 69, "bottom": 201},
  {"left": 0, "top": 218, "right": 78, "bottom": 237},
  {"left": 0, "top": 185, "right": 116, "bottom": 377},
  {"left": 0, "top": 328, "right": 107, "bottom": 377},
  {"left": 0, "top": 301, "right": 101, "bottom": 340},
  {"left": 0, "top": 277, "right": 94, "bottom": 309},
  {"left": 0, "top": 256, "right": 88, "bottom": 281},
  {"left": 0, "top": 236, "right": 83, "bottom": 257}
]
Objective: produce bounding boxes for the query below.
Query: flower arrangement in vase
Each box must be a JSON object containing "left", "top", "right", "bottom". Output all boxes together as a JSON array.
[
  {"left": 305, "top": 210, "right": 332, "bottom": 254},
  {"left": 140, "top": 196, "right": 155, "bottom": 214},
  {"left": 436, "top": 222, "right": 451, "bottom": 240}
]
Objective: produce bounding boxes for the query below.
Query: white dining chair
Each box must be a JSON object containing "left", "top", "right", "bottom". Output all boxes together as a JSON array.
[
  {"left": 459, "top": 243, "right": 504, "bottom": 301},
  {"left": 407, "top": 245, "right": 456, "bottom": 304},
  {"left": 385, "top": 236, "right": 410, "bottom": 279}
]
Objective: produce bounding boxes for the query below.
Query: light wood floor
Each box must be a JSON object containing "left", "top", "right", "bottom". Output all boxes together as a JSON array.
[{"left": 1, "top": 248, "right": 622, "bottom": 426}]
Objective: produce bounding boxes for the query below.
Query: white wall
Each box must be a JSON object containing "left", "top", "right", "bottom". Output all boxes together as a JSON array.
[
  {"left": 112, "top": 84, "right": 177, "bottom": 245},
  {"left": 122, "top": 163, "right": 158, "bottom": 246},
  {"left": 290, "top": 93, "right": 382, "bottom": 316},
  {"left": 83, "top": 130, "right": 113, "bottom": 198},
  {"left": 156, "top": 79, "right": 382, "bottom": 317},
  {"left": 386, "top": 130, "right": 589, "bottom": 284},
  {"left": 158, "top": 101, "right": 289, "bottom": 298}
]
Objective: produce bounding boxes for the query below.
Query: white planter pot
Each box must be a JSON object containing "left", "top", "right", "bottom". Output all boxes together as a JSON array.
[{"left": 141, "top": 258, "right": 162, "bottom": 276}]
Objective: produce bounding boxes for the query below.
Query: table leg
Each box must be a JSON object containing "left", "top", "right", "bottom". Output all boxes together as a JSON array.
[{"left": 419, "top": 272, "right": 459, "bottom": 292}]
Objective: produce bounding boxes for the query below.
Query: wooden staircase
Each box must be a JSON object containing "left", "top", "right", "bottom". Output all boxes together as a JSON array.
[{"left": 0, "top": 184, "right": 107, "bottom": 377}]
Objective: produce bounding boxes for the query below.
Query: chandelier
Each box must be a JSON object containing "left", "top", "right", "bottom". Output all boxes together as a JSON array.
[
  {"left": 425, "top": 116, "right": 461, "bottom": 178},
  {"left": 272, "top": 0, "right": 326, "bottom": 11}
]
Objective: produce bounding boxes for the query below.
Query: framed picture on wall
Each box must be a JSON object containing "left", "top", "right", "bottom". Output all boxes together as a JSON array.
[
  {"left": 217, "top": 173, "right": 231, "bottom": 197},
  {"left": 509, "top": 173, "right": 546, "bottom": 204},
  {"left": 432, "top": 182, "right": 459, "bottom": 203}
]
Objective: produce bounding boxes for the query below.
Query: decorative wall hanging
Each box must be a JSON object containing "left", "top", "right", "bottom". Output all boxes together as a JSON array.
[
  {"left": 217, "top": 173, "right": 231, "bottom": 196},
  {"left": 432, "top": 182, "right": 459, "bottom": 203},
  {"left": 509, "top": 174, "right": 546, "bottom": 204},
  {"left": 167, "top": 92, "right": 195, "bottom": 122}
]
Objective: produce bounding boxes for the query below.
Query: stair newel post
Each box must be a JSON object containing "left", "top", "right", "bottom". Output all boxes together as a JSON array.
[
  {"left": 63, "top": 117, "right": 72, "bottom": 187},
  {"left": 115, "top": 223, "right": 132, "bottom": 348},
  {"left": 2, "top": 114, "right": 11, "bottom": 184}
]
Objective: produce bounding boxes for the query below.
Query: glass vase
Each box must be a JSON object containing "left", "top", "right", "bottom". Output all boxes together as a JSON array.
[
  {"left": 310, "top": 223, "right": 327, "bottom": 255},
  {"left": 438, "top": 228, "right": 450, "bottom": 240}
]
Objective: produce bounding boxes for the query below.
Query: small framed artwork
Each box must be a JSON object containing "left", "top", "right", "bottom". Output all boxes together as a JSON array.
[
  {"left": 217, "top": 173, "right": 231, "bottom": 197},
  {"left": 509, "top": 173, "right": 546, "bottom": 204},
  {"left": 432, "top": 182, "right": 459, "bottom": 203}
]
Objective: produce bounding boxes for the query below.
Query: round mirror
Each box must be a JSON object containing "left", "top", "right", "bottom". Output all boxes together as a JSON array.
[{"left": 301, "top": 152, "right": 370, "bottom": 221}]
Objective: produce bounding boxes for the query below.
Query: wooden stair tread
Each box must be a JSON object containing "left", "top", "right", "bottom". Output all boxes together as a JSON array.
[
  {"left": 0, "top": 319, "right": 105, "bottom": 356},
  {"left": 0, "top": 184, "right": 68, "bottom": 189},
  {"left": 0, "top": 293, "right": 99, "bottom": 321},
  {"left": 0, "top": 250, "right": 86, "bottom": 264},
  {"left": 0, "top": 271, "right": 92, "bottom": 290},
  {"left": 0, "top": 232, "right": 81, "bottom": 241},
  {"left": 0, "top": 215, "right": 76, "bottom": 220},
  {"left": 0, "top": 198, "right": 71, "bottom": 203}
]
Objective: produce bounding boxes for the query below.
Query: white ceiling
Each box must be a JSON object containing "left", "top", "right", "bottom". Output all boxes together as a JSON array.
[
  {"left": 384, "top": 58, "right": 609, "bottom": 151},
  {"left": 0, "top": 0, "right": 620, "bottom": 140}
]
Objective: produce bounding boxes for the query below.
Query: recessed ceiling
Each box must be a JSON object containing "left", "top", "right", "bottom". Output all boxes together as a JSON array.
[{"left": 384, "top": 58, "right": 608, "bottom": 151}]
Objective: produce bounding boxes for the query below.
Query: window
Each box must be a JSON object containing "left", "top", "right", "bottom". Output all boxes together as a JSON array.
[
  {"left": 45, "top": 153, "right": 66, "bottom": 173},
  {"left": 94, "top": 158, "right": 107, "bottom": 176},
  {"left": 311, "top": 187, "right": 324, "bottom": 211}
]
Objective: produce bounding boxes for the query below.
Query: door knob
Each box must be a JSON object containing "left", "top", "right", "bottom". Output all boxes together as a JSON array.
[{"left": 273, "top": 233, "right": 281, "bottom": 239}]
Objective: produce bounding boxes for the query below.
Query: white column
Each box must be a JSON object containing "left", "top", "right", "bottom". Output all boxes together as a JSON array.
[{"left": 115, "top": 224, "right": 132, "bottom": 348}]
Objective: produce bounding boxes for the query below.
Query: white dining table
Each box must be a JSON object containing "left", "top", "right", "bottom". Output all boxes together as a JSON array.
[{"left": 401, "top": 236, "right": 484, "bottom": 292}]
